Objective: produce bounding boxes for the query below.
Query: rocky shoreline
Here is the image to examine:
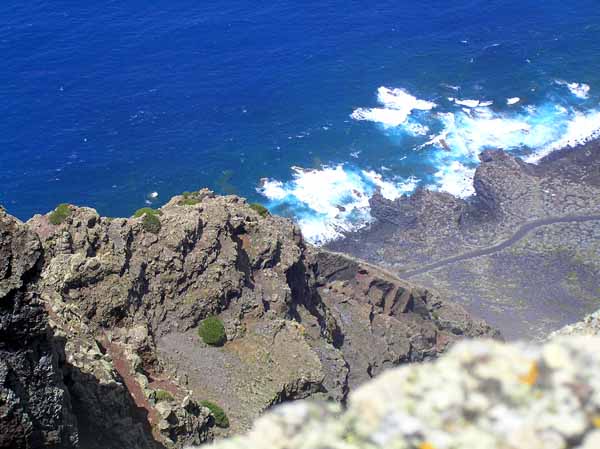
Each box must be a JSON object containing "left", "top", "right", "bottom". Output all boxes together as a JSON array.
[{"left": 328, "top": 139, "right": 600, "bottom": 339}]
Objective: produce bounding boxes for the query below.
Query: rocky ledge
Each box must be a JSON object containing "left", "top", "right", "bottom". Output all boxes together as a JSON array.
[
  {"left": 0, "top": 190, "right": 495, "bottom": 448},
  {"left": 206, "top": 335, "right": 600, "bottom": 449}
]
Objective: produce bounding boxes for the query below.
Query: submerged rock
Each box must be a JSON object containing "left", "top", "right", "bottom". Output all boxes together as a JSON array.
[{"left": 206, "top": 336, "right": 600, "bottom": 449}]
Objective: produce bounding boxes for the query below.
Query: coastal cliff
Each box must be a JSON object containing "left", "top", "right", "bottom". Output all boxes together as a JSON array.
[{"left": 0, "top": 191, "right": 495, "bottom": 448}]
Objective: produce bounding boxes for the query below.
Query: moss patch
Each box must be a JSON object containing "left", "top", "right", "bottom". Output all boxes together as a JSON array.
[
  {"left": 49, "top": 204, "right": 71, "bottom": 225},
  {"left": 249, "top": 203, "right": 269, "bottom": 217},
  {"left": 200, "top": 400, "right": 229, "bottom": 428},
  {"left": 153, "top": 389, "right": 174, "bottom": 403},
  {"left": 197, "top": 316, "right": 226, "bottom": 346}
]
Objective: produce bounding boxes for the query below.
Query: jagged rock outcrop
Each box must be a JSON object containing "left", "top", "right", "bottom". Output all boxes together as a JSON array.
[
  {"left": 0, "top": 189, "right": 498, "bottom": 446},
  {"left": 206, "top": 336, "right": 600, "bottom": 449},
  {"left": 310, "top": 251, "right": 498, "bottom": 390},
  {"left": 0, "top": 208, "right": 78, "bottom": 449},
  {"left": 19, "top": 190, "right": 495, "bottom": 438}
]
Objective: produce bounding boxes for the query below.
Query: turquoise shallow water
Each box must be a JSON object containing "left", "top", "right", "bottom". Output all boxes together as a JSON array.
[{"left": 2, "top": 1, "right": 600, "bottom": 243}]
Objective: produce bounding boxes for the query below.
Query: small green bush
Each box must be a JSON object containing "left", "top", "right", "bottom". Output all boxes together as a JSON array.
[
  {"left": 249, "top": 203, "right": 269, "bottom": 217},
  {"left": 178, "top": 191, "right": 201, "bottom": 206},
  {"left": 142, "top": 213, "right": 161, "bottom": 234},
  {"left": 200, "top": 400, "right": 229, "bottom": 428},
  {"left": 133, "top": 207, "right": 161, "bottom": 218},
  {"left": 49, "top": 204, "right": 71, "bottom": 225},
  {"left": 197, "top": 316, "right": 226, "bottom": 346},
  {"left": 153, "top": 389, "right": 174, "bottom": 402},
  {"left": 133, "top": 208, "right": 162, "bottom": 234}
]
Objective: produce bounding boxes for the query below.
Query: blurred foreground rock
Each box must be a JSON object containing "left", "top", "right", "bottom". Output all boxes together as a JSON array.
[{"left": 207, "top": 336, "right": 600, "bottom": 449}]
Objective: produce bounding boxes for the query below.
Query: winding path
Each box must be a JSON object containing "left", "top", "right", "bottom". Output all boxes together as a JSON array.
[{"left": 402, "top": 214, "right": 600, "bottom": 278}]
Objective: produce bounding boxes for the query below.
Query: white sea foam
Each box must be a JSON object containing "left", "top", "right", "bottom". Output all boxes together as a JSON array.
[
  {"left": 363, "top": 171, "right": 419, "bottom": 199},
  {"left": 555, "top": 80, "right": 591, "bottom": 99},
  {"left": 433, "top": 161, "right": 476, "bottom": 198},
  {"left": 258, "top": 179, "right": 287, "bottom": 200},
  {"left": 258, "top": 165, "right": 418, "bottom": 244},
  {"left": 525, "top": 109, "right": 600, "bottom": 162},
  {"left": 442, "top": 83, "right": 460, "bottom": 91},
  {"left": 449, "top": 98, "right": 493, "bottom": 108},
  {"left": 328, "top": 82, "right": 600, "bottom": 242},
  {"left": 405, "top": 122, "right": 430, "bottom": 136},
  {"left": 428, "top": 109, "right": 535, "bottom": 160},
  {"left": 420, "top": 103, "right": 592, "bottom": 196},
  {"left": 351, "top": 87, "right": 436, "bottom": 128},
  {"left": 350, "top": 107, "right": 412, "bottom": 127}
]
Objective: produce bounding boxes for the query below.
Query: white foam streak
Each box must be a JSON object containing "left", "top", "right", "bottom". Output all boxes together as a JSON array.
[
  {"left": 525, "top": 110, "right": 600, "bottom": 162},
  {"left": 363, "top": 171, "right": 419, "bottom": 199},
  {"left": 351, "top": 87, "right": 436, "bottom": 128},
  {"left": 449, "top": 98, "right": 493, "bottom": 108},
  {"left": 434, "top": 161, "right": 476, "bottom": 198},
  {"left": 258, "top": 165, "right": 419, "bottom": 244},
  {"left": 555, "top": 80, "right": 591, "bottom": 99},
  {"left": 351, "top": 107, "right": 411, "bottom": 127}
]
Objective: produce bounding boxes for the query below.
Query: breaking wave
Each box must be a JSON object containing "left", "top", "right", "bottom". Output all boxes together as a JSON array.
[
  {"left": 258, "top": 165, "right": 418, "bottom": 245},
  {"left": 259, "top": 82, "right": 600, "bottom": 245}
]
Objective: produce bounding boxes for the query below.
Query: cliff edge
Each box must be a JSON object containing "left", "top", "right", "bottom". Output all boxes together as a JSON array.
[{"left": 0, "top": 190, "right": 496, "bottom": 448}]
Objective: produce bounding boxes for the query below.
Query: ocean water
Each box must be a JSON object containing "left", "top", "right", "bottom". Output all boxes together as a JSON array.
[{"left": 3, "top": 1, "right": 600, "bottom": 244}]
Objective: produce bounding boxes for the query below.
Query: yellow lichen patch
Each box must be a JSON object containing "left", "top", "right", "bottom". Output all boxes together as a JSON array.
[
  {"left": 419, "top": 442, "right": 436, "bottom": 449},
  {"left": 593, "top": 416, "right": 600, "bottom": 428},
  {"left": 519, "top": 362, "right": 539, "bottom": 386}
]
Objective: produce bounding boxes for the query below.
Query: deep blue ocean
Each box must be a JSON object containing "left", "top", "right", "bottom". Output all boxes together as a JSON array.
[{"left": 3, "top": 1, "right": 600, "bottom": 243}]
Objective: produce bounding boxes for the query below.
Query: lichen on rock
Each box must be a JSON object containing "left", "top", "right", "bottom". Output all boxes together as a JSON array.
[{"left": 205, "top": 336, "right": 600, "bottom": 449}]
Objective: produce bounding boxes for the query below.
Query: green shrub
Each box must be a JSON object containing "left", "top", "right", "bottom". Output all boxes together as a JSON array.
[
  {"left": 133, "top": 208, "right": 162, "bottom": 234},
  {"left": 200, "top": 400, "right": 229, "bottom": 428},
  {"left": 142, "top": 213, "right": 161, "bottom": 234},
  {"left": 178, "top": 191, "right": 201, "bottom": 206},
  {"left": 153, "top": 389, "right": 174, "bottom": 402},
  {"left": 249, "top": 203, "right": 269, "bottom": 217},
  {"left": 48, "top": 204, "right": 71, "bottom": 225},
  {"left": 133, "top": 207, "right": 161, "bottom": 218},
  {"left": 197, "top": 316, "right": 226, "bottom": 346}
]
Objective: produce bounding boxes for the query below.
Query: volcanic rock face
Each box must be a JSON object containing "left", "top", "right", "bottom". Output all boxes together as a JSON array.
[
  {"left": 0, "top": 190, "right": 497, "bottom": 449},
  {"left": 0, "top": 208, "right": 77, "bottom": 449},
  {"left": 0, "top": 190, "right": 497, "bottom": 447},
  {"left": 310, "top": 251, "right": 497, "bottom": 390},
  {"left": 207, "top": 336, "right": 600, "bottom": 449}
]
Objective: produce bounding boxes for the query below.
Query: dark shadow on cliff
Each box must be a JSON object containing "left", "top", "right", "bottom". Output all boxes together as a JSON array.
[{"left": 51, "top": 332, "right": 166, "bottom": 449}]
